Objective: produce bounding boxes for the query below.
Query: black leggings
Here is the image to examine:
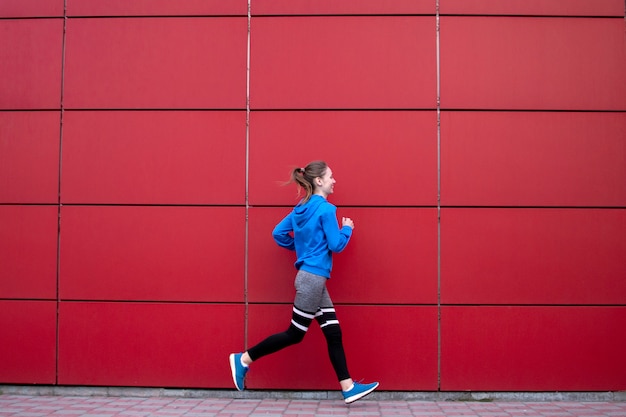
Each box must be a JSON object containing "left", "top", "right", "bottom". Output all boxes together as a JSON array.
[{"left": 247, "top": 271, "right": 351, "bottom": 381}]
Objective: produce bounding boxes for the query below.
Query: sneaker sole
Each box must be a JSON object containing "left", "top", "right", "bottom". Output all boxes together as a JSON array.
[
  {"left": 229, "top": 354, "right": 244, "bottom": 391},
  {"left": 344, "top": 382, "right": 379, "bottom": 404}
]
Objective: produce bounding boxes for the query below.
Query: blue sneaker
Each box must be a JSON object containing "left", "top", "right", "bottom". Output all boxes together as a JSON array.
[
  {"left": 229, "top": 353, "right": 248, "bottom": 391},
  {"left": 342, "top": 381, "right": 379, "bottom": 404}
]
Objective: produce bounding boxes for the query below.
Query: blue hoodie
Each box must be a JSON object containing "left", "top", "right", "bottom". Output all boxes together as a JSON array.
[{"left": 272, "top": 195, "right": 352, "bottom": 278}]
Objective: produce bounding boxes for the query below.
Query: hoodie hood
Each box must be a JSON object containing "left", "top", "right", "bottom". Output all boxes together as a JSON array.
[{"left": 292, "top": 195, "right": 326, "bottom": 229}]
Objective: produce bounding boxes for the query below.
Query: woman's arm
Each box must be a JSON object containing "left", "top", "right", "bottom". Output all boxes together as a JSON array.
[
  {"left": 321, "top": 207, "right": 352, "bottom": 253},
  {"left": 272, "top": 212, "right": 295, "bottom": 250}
]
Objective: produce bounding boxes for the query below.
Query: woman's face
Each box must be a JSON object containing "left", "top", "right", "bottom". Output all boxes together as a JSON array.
[{"left": 316, "top": 166, "right": 336, "bottom": 197}]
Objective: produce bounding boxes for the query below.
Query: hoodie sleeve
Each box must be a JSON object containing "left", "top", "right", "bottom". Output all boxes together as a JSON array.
[
  {"left": 320, "top": 205, "right": 352, "bottom": 253},
  {"left": 272, "top": 211, "right": 295, "bottom": 250}
]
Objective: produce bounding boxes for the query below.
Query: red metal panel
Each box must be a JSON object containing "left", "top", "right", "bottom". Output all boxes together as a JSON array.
[
  {"left": 0, "top": 301, "right": 57, "bottom": 384},
  {"left": 246, "top": 208, "right": 295, "bottom": 303},
  {"left": 440, "top": 0, "right": 624, "bottom": 16},
  {"left": 251, "top": 17, "right": 436, "bottom": 109},
  {"left": 252, "top": 0, "right": 434, "bottom": 15},
  {"left": 248, "top": 111, "right": 438, "bottom": 206},
  {"left": 440, "top": 17, "right": 626, "bottom": 111},
  {"left": 248, "top": 207, "right": 438, "bottom": 305},
  {"left": 247, "top": 304, "right": 438, "bottom": 390},
  {"left": 329, "top": 208, "right": 437, "bottom": 305},
  {"left": 60, "top": 206, "right": 245, "bottom": 302},
  {"left": 0, "top": 0, "right": 63, "bottom": 17},
  {"left": 63, "top": 18, "right": 247, "bottom": 109},
  {"left": 441, "top": 208, "right": 626, "bottom": 305},
  {"left": 0, "top": 112, "right": 60, "bottom": 204},
  {"left": 441, "top": 112, "right": 626, "bottom": 207},
  {"left": 61, "top": 111, "right": 246, "bottom": 205},
  {"left": 0, "top": 206, "right": 58, "bottom": 300},
  {"left": 58, "top": 302, "right": 244, "bottom": 388},
  {"left": 67, "top": 0, "right": 246, "bottom": 16},
  {"left": 0, "top": 19, "right": 63, "bottom": 110},
  {"left": 441, "top": 306, "right": 626, "bottom": 391}
]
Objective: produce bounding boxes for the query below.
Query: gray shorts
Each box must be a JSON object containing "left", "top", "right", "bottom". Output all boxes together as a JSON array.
[{"left": 294, "top": 270, "right": 334, "bottom": 313}]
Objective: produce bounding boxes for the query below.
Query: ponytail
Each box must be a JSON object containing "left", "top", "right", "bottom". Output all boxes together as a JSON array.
[{"left": 286, "top": 160, "right": 327, "bottom": 204}]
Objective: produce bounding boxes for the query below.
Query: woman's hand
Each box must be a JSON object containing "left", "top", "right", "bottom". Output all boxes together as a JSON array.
[{"left": 342, "top": 217, "right": 354, "bottom": 229}]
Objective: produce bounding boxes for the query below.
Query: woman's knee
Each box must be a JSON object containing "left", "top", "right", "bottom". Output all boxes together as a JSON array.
[
  {"left": 321, "top": 324, "right": 343, "bottom": 344},
  {"left": 286, "top": 325, "right": 307, "bottom": 344}
]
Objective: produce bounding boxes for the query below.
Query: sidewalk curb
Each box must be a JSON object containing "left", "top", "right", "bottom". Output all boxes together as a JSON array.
[{"left": 2, "top": 385, "right": 625, "bottom": 402}]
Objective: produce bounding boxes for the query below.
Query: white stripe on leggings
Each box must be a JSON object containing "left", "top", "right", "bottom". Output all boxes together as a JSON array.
[
  {"left": 293, "top": 306, "right": 316, "bottom": 319},
  {"left": 291, "top": 319, "right": 309, "bottom": 332},
  {"left": 315, "top": 307, "right": 335, "bottom": 317}
]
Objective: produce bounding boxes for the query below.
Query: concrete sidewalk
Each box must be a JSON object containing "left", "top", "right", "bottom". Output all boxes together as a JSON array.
[{"left": 1, "top": 389, "right": 625, "bottom": 417}]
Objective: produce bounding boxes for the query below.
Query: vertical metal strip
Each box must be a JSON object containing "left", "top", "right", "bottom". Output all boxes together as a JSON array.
[
  {"left": 435, "top": 0, "right": 442, "bottom": 392},
  {"left": 56, "top": 0, "right": 68, "bottom": 385},
  {"left": 244, "top": 0, "right": 252, "bottom": 351}
]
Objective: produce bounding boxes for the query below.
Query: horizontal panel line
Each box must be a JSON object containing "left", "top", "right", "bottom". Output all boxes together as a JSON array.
[
  {"left": 246, "top": 302, "right": 626, "bottom": 308},
  {"left": 66, "top": 15, "right": 434, "bottom": 19},
  {"left": 55, "top": 299, "right": 244, "bottom": 305},
  {"left": 68, "top": 15, "right": 247, "bottom": 19},
  {"left": 249, "top": 108, "right": 437, "bottom": 112},
  {"left": 3, "top": 15, "right": 623, "bottom": 20},
  {"left": 0, "top": 108, "right": 433, "bottom": 112},
  {"left": 247, "top": 302, "right": 438, "bottom": 307},
  {"left": 27, "top": 15, "right": 434, "bottom": 20},
  {"left": 60, "top": 204, "right": 246, "bottom": 208},
  {"left": 439, "top": 108, "right": 626, "bottom": 113},
  {"left": 61, "top": 108, "right": 248, "bottom": 112},
  {"left": 252, "top": 14, "right": 624, "bottom": 19},
  {"left": 0, "top": 16, "right": 65, "bottom": 21},
  {"left": 3, "top": 108, "right": 625, "bottom": 113},
  {"left": 1, "top": 203, "right": 624, "bottom": 210},
  {"left": 251, "top": 14, "right": 436, "bottom": 18},
  {"left": 51, "top": 108, "right": 438, "bottom": 112},
  {"left": 248, "top": 108, "right": 623, "bottom": 113},
  {"left": 439, "top": 14, "right": 625, "bottom": 19},
  {"left": 0, "top": 203, "right": 60, "bottom": 207},
  {"left": 4, "top": 299, "right": 623, "bottom": 308},
  {"left": 439, "top": 206, "right": 626, "bottom": 210},
  {"left": 0, "top": 108, "right": 63, "bottom": 112},
  {"left": 250, "top": 205, "right": 438, "bottom": 209},
  {"left": 437, "top": 304, "right": 626, "bottom": 308},
  {"left": 0, "top": 108, "right": 247, "bottom": 112},
  {"left": 256, "top": 205, "right": 626, "bottom": 210}
]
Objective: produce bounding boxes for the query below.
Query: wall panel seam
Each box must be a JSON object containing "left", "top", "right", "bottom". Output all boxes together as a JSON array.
[
  {"left": 54, "top": 0, "right": 69, "bottom": 386},
  {"left": 243, "top": 0, "right": 252, "bottom": 352},
  {"left": 436, "top": 0, "right": 442, "bottom": 392}
]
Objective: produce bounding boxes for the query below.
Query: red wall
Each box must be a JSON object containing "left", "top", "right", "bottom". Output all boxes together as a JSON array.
[{"left": 1, "top": 0, "right": 625, "bottom": 391}]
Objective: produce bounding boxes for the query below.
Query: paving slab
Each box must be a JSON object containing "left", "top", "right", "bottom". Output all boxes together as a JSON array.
[{"left": 1, "top": 394, "right": 626, "bottom": 417}]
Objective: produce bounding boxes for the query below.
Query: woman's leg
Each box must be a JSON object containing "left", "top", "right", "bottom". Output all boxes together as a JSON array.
[
  {"left": 314, "top": 284, "right": 354, "bottom": 389},
  {"left": 246, "top": 305, "right": 314, "bottom": 362},
  {"left": 314, "top": 290, "right": 379, "bottom": 402},
  {"left": 245, "top": 270, "right": 326, "bottom": 363}
]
